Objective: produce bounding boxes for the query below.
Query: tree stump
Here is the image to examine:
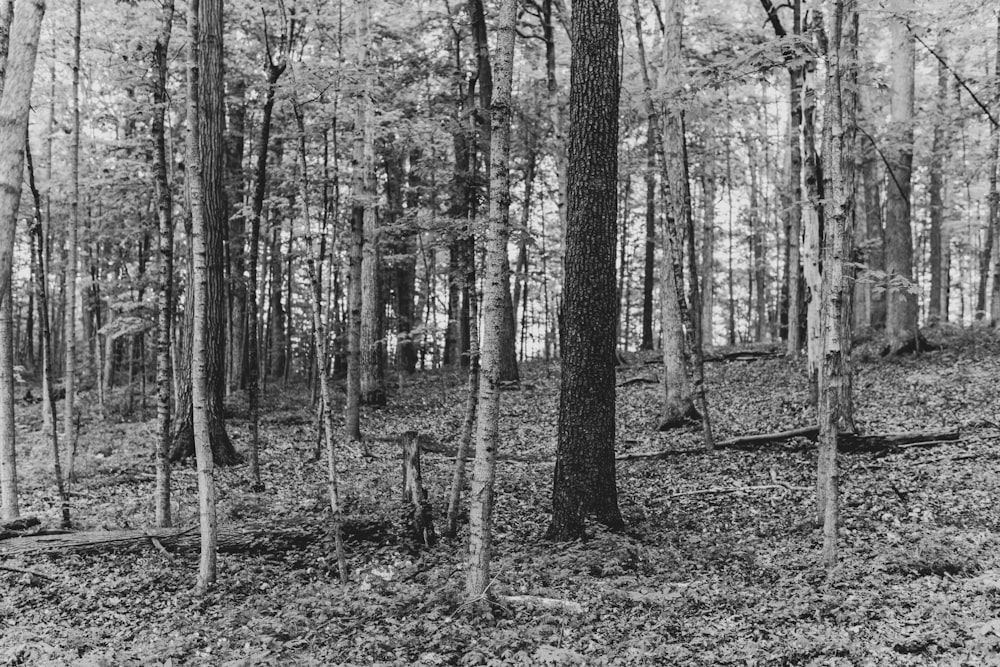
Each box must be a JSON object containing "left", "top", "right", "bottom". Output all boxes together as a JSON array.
[{"left": 401, "top": 431, "right": 435, "bottom": 547}]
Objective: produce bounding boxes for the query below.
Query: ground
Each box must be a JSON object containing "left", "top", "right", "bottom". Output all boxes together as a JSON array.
[{"left": 2, "top": 326, "right": 1000, "bottom": 666}]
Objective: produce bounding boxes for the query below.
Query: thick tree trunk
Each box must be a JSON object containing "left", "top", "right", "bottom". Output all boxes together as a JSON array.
[
  {"left": 884, "top": 0, "right": 917, "bottom": 352},
  {"left": 547, "top": 0, "right": 625, "bottom": 540}
]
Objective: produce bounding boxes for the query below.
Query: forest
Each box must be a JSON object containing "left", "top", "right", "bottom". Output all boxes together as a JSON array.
[{"left": 0, "top": 0, "right": 999, "bottom": 663}]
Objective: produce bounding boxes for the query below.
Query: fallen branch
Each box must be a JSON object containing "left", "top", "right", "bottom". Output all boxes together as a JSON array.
[
  {"left": 0, "top": 564, "right": 55, "bottom": 581},
  {"left": 617, "top": 448, "right": 706, "bottom": 461},
  {"left": 498, "top": 594, "right": 585, "bottom": 614},
  {"left": 617, "top": 376, "right": 658, "bottom": 388},
  {"left": 668, "top": 483, "right": 811, "bottom": 499}
]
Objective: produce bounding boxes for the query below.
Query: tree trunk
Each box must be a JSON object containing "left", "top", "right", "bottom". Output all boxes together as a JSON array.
[
  {"left": 817, "top": 0, "right": 857, "bottom": 568},
  {"left": 226, "top": 77, "right": 247, "bottom": 392},
  {"left": 187, "top": 0, "right": 218, "bottom": 593},
  {"left": 988, "top": 16, "right": 1000, "bottom": 325},
  {"left": 700, "top": 131, "right": 716, "bottom": 349},
  {"left": 0, "top": 1, "right": 45, "bottom": 521},
  {"left": 928, "top": 47, "right": 948, "bottom": 326},
  {"left": 656, "top": 0, "right": 697, "bottom": 429},
  {"left": 466, "top": 0, "right": 515, "bottom": 597},
  {"left": 641, "top": 121, "right": 656, "bottom": 351},
  {"left": 152, "top": 0, "right": 175, "bottom": 528},
  {"left": 547, "top": 0, "right": 625, "bottom": 540},
  {"left": 802, "top": 54, "right": 823, "bottom": 392},
  {"left": 63, "top": 0, "right": 81, "bottom": 474},
  {"left": 884, "top": 0, "right": 917, "bottom": 352}
]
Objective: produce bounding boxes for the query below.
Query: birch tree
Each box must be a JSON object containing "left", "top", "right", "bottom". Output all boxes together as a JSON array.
[{"left": 467, "top": 0, "right": 516, "bottom": 599}]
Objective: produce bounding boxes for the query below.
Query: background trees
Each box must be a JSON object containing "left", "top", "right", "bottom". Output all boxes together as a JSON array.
[{"left": 0, "top": 0, "right": 998, "bottom": 585}]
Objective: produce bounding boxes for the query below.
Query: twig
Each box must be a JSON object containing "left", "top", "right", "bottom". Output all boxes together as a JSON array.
[
  {"left": 0, "top": 565, "right": 55, "bottom": 581},
  {"left": 148, "top": 536, "right": 175, "bottom": 561},
  {"left": 669, "top": 483, "right": 811, "bottom": 499}
]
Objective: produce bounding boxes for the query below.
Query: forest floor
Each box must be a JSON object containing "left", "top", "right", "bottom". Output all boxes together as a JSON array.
[{"left": 2, "top": 327, "right": 1000, "bottom": 666}]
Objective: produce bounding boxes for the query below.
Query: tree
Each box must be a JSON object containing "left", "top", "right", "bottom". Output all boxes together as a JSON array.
[
  {"left": 466, "top": 0, "right": 517, "bottom": 597},
  {"left": 187, "top": 0, "right": 219, "bottom": 593},
  {"left": 63, "top": 0, "right": 81, "bottom": 474},
  {"left": 0, "top": 0, "right": 45, "bottom": 522},
  {"left": 547, "top": 0, "right": 624, "bottom": 540},
  {"left": 171, "top": 0, "right": 239, "bottom": 466},
  {"left": 884, "top": 0, "right": 917, "bottom": 353},
  {"left": 152, "top": 0, "right": 175, "bottom": 527},
  {"left": 817, "top": 0, "right": 858, "bottom": 567},
  {"left": 657, "top": 0, "right": 699, "bottom": 430}
]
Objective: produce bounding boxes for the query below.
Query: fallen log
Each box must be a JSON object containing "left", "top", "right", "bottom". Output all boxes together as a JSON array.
[
  {"left": 616, "top": 427, "right": 960, "bottom": 460},
  {"left": 704, "top": 349, "right": 782, "bottom": 363},
  {"left": 0, "top": 517, "right": 396, "bottom": 557},
  {"left": 617, "top": 376, "right": 658, "bottom": 388}
]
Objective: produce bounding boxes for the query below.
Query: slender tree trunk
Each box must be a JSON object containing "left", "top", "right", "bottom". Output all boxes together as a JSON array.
[
  {"left": 547, "top": 0, "right": 625, "bottom": 540},
  {"left": 465, "top": 0, "right": 516, "bottom": 598},
  {"left": 884, "top": 0, "right": 917, "bottom": 351},
  {"left": 187, "top": 0, "right": 218, "bottom": 593},
  {"left": 63, "top": 0, "right": 81, "bottom": 474},
  {"left": 655, "top": 0, "right": 698, "bottom": 429},
  {"left": 988, "top": 16, "right": 1000, "bottom": 325},
  {"left": 928, "top": 47, "right": 948, "bottom": 326},
  {"left": 153, "top": 0, "right": 175, "bottom": 527},
  {"left": 817, "top": 0, "right": 857, "bottom": 568},
  {"left": 786, "top": 2, "right": 803, "bottom": 354},
  {"left": 28, "top": 141, "right": 70, "bottom": 528},
  {"left": 246, "top": 46, "right": 285, "bottom": 492},
  {"left": 802, "top": 55, "right": 823, "bottom": 391},
  {"left": 641, "top": 121, "right": 656, "bottom": 351},
  {"left": 0, "top": 0, "right": 16, "bottom": 522},
  {"left": 226, "top": 77, "right": 247, "bottom": 393},
  {"left": 700, "top": 132, "right": 716, "bottom": 349}
]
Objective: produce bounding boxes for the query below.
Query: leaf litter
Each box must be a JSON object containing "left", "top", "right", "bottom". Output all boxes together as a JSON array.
[{"left": 2, "top": 329, "right": 1000, "bottom": 665}]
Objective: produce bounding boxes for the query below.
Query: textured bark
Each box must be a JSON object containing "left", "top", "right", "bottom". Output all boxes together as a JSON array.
[
  {"left": 988, "top": 16, "right": 1000, "bottom": 325},
  {"left": 466, "top": 0, "right": 515, "bottom": 598},
  {"left": 927, "top": 49, "right": 948, "bottom": 325},
  {"left": 63, "top": 0, "right": 81, "bottom": 471},
  {"left": 0, "top": 0, "right": 14, "bottom": 523},
  {"left": 817, "top": 0, "right": 857, "bottom": 567},
  {"left": 802, "top": 60, "right": 823, "bottom": 389},
  {"left": 884, "top": 0, "right": 917, "bottom": 352},
  {"left": 657, "top": 0, "right": 697, "bottom": 428},
  {"left": 700, "top": 132, "right": 716, "bottom": 349},
  {"left": 0, "top": 0, "right": 45, "bottom": 522},
  {"left": 226, "top": 77, "right": 247, "bottom": 392},
  {"left": 153, "top": 0, "right": 174, "bottom": 527},
  {"left": 246, "top": 45, "right": 286, "bottom": 493},
  {"left": 786, "top": 2, "right": 804, "bottom": 354},
  {"left": 641, "top": 121, "right": 656, "bottom": 351},
  {"left": 547, "top": 0, "right": 625, "bottom": 540},
  {"left": 187, "top": 0, "right": 218, "bottom": 593}
]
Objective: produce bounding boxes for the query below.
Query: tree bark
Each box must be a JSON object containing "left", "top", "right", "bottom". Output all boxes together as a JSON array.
[
  {"left": 187, "top": 0, "right": 218, "bottom": 593},
  {"left": 818, "top": 0, "right": 857, "bottom": 567},
  {"left": 152, "top": 0, "right": 175, "bottom": 527},
  {"left": 928, "top": 46, "right": 948, "bottom": 325},
  {"left": 547, "top": 0, "right": 625, "bottom": 540},
  {"left": 63, "top": 0, "right": 81, "bottom": 474},
  {"left": 0, "top": 0, "right": 45, "bottom": 522},
  {"left": 641, "top": 120, "right": 656, "bottom": 351},
  {"left": 466, "top": 0, "right": 516, "bottom": 598},
  {"left": 884, "top": 0, "right": 917, "bottom": 352}
]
